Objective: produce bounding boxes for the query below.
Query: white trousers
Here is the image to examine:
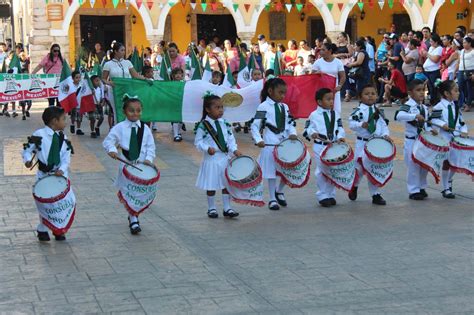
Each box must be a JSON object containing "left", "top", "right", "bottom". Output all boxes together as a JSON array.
[
  {"left": 313, "top": 144, "right": 336, "bottom": 201},
  {"left": 404, "top": 139, "right": 428, "bottom": 194},
  {"left": 354, "top": 139, "right": 380, "bottom": 196}
]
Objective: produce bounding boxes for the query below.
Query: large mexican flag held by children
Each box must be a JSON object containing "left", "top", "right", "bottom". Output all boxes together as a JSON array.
[{"left": 112, "top": 78, "right": 264, "bottom": 123}]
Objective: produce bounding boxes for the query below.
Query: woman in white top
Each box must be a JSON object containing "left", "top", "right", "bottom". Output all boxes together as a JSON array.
[
  {"left": 456, "top": 37, "right": 474, "bottom": 111},
  {"left": 422, "top": 34, "right": 443, "bottom": 105},
  {"left": 312, "top": 43, "right": 346, "bottom": 114},
  {"left": 151, "top": 43, "right": 164, "bottom": 68}
]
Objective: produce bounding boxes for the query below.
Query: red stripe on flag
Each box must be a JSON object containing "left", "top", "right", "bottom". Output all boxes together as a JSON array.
[
  {"left": 60, "top": 93, "right": 78, "bottom": 113},
  {"left": 79, "top": 95, "right": 96, "bottom": 114},
  {"left": 280, "top": 74, "right": 337, "bottom": 119}
]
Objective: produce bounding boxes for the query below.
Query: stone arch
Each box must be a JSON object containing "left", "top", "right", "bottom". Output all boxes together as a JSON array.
[
  {"left": 50, "top": 0, "right": 155, "bottom": 37},
  {"left": 426, "top": 0, "right": 445, "bottom": 30},
  {"left": 338, "top": 0, "right": 425, "bottom": 33}
]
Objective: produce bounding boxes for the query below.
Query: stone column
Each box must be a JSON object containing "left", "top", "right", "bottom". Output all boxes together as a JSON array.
[
  {"left": 28, "top": 1, "right": 52, "bottom": 67},
  {"left": 325, "top": 31, "right": 340, "bottom": 43},
  {"left": 147, "top": 35, "right": 164, "bottom": 46},
  {"left": 237, "top": 31, "right": 255, "bottom": 47}
]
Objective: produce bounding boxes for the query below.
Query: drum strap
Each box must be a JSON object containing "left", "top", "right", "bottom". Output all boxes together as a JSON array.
[
  {"left": 448, "top": 104, "right": 459, "bottom": 130},
  {"left": 323, "top": 111, "right": 336, "bottom": 141},
  {"left": 202, "top": 120, "right": 228, "bottom": 153},
  {"left": 122, "top": 121, "right": 145, "bottom": 161}
]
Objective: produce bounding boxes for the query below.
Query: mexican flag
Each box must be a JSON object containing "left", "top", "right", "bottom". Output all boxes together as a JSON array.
[
  {"left": 58, "top": 62, "right": 78, "bottom": 113},
  {"left": 77, "top": 72, "right": 96, "bottom": 114},
  {"left": 189, "top": 46, "right": 202, "bottom": 80},
  {"left": 131, "top": 47, "right": 143, "bottom": 73},
  {"left": 112, "top": 78, "right": 263, "bottom": 123},
  {"left": 8, "top": 53, "right": 21, "bottom": 74},
  {"left": 237, "top": 50, "right": 252, "bottom": 88},
  {"left": 222, "top": 62, "right": 236, "bottom": 88},
  {"left": 159, "top": 51, "right": 172, "bottom": 81},
  {"left": 201, "top": 55, "right": 212, "bottom": 83},
  {"left": 274, "top": 51, "right": 282, "bottom": 76}
]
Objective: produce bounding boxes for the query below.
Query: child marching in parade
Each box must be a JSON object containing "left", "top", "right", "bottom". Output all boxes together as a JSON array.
[
  {"left": 171, "top": 68, "right": 187, "bottom": 142},
  {"left": 304, "top": 88, "right": 346, "bottom": 207},
  {"left": 103, "top": 95, "right": 157, "bottom": 234},
  {"left": 22, "top": 107, "right": 75, "bottom": 241},
  {"left": 430, "top": 80, "right": 469, "bottom": 199},
  {"left": 395, "top": 79, "right": 434, "bottom": 200},
  {"left": 251, "top": 78, "right": 300, "bottom": 211},
  {"left": 195, "top": 94, "right": 242, "bottom": 219},
  {"left": 348, "top": 85, "right": 391, "bottom": 205},
  {"left": 70, "top": 70, "right": 85, "bottom": 135}
]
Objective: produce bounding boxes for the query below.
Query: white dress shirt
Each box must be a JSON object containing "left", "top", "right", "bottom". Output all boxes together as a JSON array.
[
  {"left": 251, "top": 97, "right": 297, "bottom": 145},
  {"left": 194, "top": 116, "right": 238, "bottom": 154},
  {"left": 395, "top": 98, "right": 431, "bottom": 138},
  {"left": 305, "top": 107, "right": 345, "bottom": 142},
  {"left": 349, "top": 103, "right": 390, "bottom": 138},
  {"left": 430, "top": 98, "right": 468, "bottom": 141},
  {"left": 22, "top": 126, "right": 72, "bottom": 179},
  {"left": 103, "top": 119, "right": 156, "bottom": 162}
]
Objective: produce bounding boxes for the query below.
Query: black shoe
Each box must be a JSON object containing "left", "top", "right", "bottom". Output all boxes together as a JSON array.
[
  {"left": 348, "top": 186, "right": 358, "bottom": 201},
  {"left": 268, "top": 200, "right": 280, "bottom": 211},
  {"left": 4, "top": 111, "right": 10, "bottom": 117},
  {"left": 95, "top": 127, "right": 100, "bottom": 137},
  {"left": 372, "top": 194, "right": 387, "bottom": 205},
  {"left": 70, "top": 125, "right": 75, "bottom": 134},
  {"left": 442, "top": 189, "right": 455, "bottom": 199},
  {"left": 26, "top": 110, "right": 30, "bottom": 117},
  {"left": 181, "top": 124, "right": 186, "bottom": 132},
  {"left": 12, "top": 112, "right": 18, "bottom": 118},
  {"left": 234, "top": 124, "right": 242, "bottom": 133},
  {"left": 54, "top": 234, "right": 66, "bottom": 241},
  {"left": 0, "top": 111, "right": 3, "bottom": 116},
  {"left": 275, "top": 192, "right": 287, "bottom": 207},
  {"left": 329, "top": 198, "right": 337, "bottom": 206},
  {"left": 319, "top": 198, "right": 332, "bottom": 207},
  {"left": 76, "top": 129, "right": 84, "bottom": 135},
  {"left": 37, "top": 231, "right": 50, "bottom": 242},
  {"left": 207, "top": 209, "right": 218, "bottom": 218},
  {"left": 243, "top": 126, "right": 249, "bottom": 133},
  {"left": 22, "top": 115, "right": 26, "bottom": 120},
  {"left": 223, "top": 209, "right": 239, "bottom": 218},
  {"left": 173, "top": 135, "right": 182, "bottom": 142},
  {"left": 420, "top": 189, "right": 428, "bottom": 198},
  {"left": 90, "top": 132, "right": 97, "bottom": 138},
  {"left": 409, "top": 193, "right": 425, "bottom": 200}
]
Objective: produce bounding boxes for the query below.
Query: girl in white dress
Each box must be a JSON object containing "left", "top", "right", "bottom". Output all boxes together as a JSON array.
[
  {"left": 195, "top": 94, "right": 242, "bottom": 218},
  {"left": 250, "top": 78, "right": 298, "bottom": 210}
]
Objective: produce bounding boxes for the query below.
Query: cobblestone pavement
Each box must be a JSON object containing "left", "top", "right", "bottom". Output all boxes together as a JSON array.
[{"left": 0, "top": 101, "right": 473, "bottom": 314}]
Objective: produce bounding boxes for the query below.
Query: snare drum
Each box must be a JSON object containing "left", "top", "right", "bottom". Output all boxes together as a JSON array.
[
  {"left": 225, "top": 155, "right": 261, "bottom": 188},
  {"left": 364, "top": 137, "right": 396, "bottom": 163},
  {"left": 321, "top": 142, "right": 352, "bottom": 163},
  {"left": 320, "top": 143, "right": 356, "bottom": 192},
  {"left": 274, "top": 138, "right": 307, "bottom": 168},
  {"left": 33, "top": 175, "right": 70, "bottom": 202},
  {"left": 123, "top": 162, "right": 160, "bottom": 184},
  {"left": 449, "top": 136, "right": 474, "bottom": 178},
  {"left": 452, "top": 136, "right": 474, "bottom": 148},
  {"left": 420, "top": 132, "right": 449, "bottom": 149},
  {"left": 412, "top": 132, "right": 449, "bottom": 183}
]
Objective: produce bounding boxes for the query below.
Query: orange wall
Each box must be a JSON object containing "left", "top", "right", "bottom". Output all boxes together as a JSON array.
[
  {"left": 434, "top": 2, "right": 472, "bottom": 35},
  {"left": 168, "top": 4, "right": 192, "bottom": 51}
]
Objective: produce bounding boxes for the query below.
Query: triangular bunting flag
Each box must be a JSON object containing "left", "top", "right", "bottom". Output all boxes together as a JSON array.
[
  {"left": 101, "top": 0, "right": 106, "bottom": 7},
  {"left": 316, "top": 2, "right": 323, "bottom": 9},
  {"left": 357, "top": 2, "right": 364, "bottom": 10},
  {"left": 125, "top": 0, "right": 131, "bottom": 9},
  {"left": 275, "top": 2, "right": 282, "bottom": 11},
  {"left": 169, "top": 1, "right": 176, "bottom": 7},
  {"left": 378, "top": 0, "right": 385, "bottom": 9},
  {"left": 337, "top": 2, "right": 344, "bottom": 10},
  {"left": 450, "top": 0, "right": 454, "bottom": 3},
  {"left": 399, "top": 0, "right": 405, "bottom": 5},
  {"left": 430, "top": 0, "right": 435, "bottom": 4},
  {"left": 89, "top": 0, "right": 96, "bottom": 7},
  {"left": 306, "top": 3, "right": 313, "bottom": 11},
  {"left": 296, "top": 3, "right": 303, "bottom": 11},
  {"left": 418, "top": 0, "right": 423, "bottom": 6},
  {"left": 327, "top": 3, "right": 333, "bottom": 11},
  {"left": 244, "top": 3, "right": 251, "bottom": 12},
  {"left": 181, "top": 0, "right": 186, "bottom": 7},
  {"left": 388, "top": 0, "right": 394, "bottom": 8},
  {"left": 136, "top": 0, "right": 143, "bottom": 8},
  {"left": 285, "top": 3, "right": 292, "bottom": 12},
  {"left": 78, "top": 0, "right": 84, "bottom": 5},
  {"left": 190, "top": 2, "right": 197, "bottom": 9},
  {"left": 112, "top": 0, "right": 119, "bottom": 8},
  {"left": 146, "top": 0, "right": 154, "bottom": 9},
  {"left": 255, "top": 4, "right": 260, "bottom": 11},
  {"left": 369, "top": 0, "right": 374, "bottom": 7},
  {"left": 210, "top": 2, "right": 217, "bottom": 10},
  {"left": 232, "top": 3, "right": 239, "bottom": 11},
  {"left": 201, "top": 3, "right": 207, "bottom": 11},
  {"left": 264, "top": 3, "right": 271, "bottom": 11},
  {"left": 68, "top": 0, "right": 73, "bottom": 5}
]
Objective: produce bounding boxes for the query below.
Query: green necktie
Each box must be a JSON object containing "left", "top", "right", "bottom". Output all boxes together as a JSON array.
[
  {"left": 274, "top": 103, "right": 283, "bottom": 130},
  {"left": 323, "top": 111, "right": 334, "bottom": 140},
  {"left": 215, "top": 120, "right": 227, "bottom": 152},
  {"left": 47, "top": 132, "right": 60, "bottom": 167},
  {"left": 128, "top": 126, "right": 139, "bottom": 161},
  {"left": 368, "top": 106, "right": 376, "bottom": 134},
  {"left": 448, "top": 104, "right": 455, "bottom": 130}
]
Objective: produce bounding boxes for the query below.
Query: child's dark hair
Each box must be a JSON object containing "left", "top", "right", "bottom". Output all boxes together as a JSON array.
[
  {"left": 232, "top": 70, "right": 239, "bottom": 76},
  {"left": 42, "top": 106, "right": 65, "bottom": 125},
  {"left": 357, "top": 84, "right": 377, "bottom": 98},
  {"left": 388, "top": 60, "right": 397, "bottom": 68},
  {"left": 260, "top": 78, "right": 286, "bottom": 102},
  {"left": 315, "top": 88, "right": 333, "bottom": 101},
  {"left": 142, "top": 65, "right": 153, "bottom": 75},
  {"left": 201, "top": 94, "right": 221, "bottom": 121},
  {"left": 71, "top": 70, "right": 81, "bottom": 78},
  {"left": 90, "top": 75, "right": 99, "bottom": 81},
  {"left": 436, "top": 80, "right": 457, "bottom": 101},
  {"left": 171, "top": 67, "right": 184, "bottom": 79},
  {"left": 407, "top": 79, "right": 425, "bottom": 91},
  {"left": 122, "top": 94, "right": 142, "bottom": 111},
  {"left": 264, "top": 69, "right": 274, "bottom": 78},
  {"left": 212, "top": 70, "right": 222, "bottom": 77}
]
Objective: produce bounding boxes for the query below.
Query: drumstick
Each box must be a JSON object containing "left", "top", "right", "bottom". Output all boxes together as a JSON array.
[
  {"left": 115, "top": 156, "right": 143, "bottom": 172},
  {"left": 254, "top": 144, "right": 282, "bottom": 147},
  {"left": 29, "top": 160, "right": 39, "bottom": 171},
  {"left": 427, "top": 122, "right": 464, "bottom": 133}
]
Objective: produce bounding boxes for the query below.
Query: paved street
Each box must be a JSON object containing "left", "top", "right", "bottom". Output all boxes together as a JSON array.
[{"left": 0, "top": 101, "right": 473, "bottom": 314}]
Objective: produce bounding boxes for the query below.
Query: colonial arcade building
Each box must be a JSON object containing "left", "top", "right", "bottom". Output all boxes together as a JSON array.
[{"left": 3, "top": 0, "right": 473, "bottom": 65}]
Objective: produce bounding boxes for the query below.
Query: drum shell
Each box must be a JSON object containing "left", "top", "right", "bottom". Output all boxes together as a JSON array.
[
  {"left": 321, "top": 143, "right": 353, "bottom": 165},
  {"left": 32, "top": 176, "right": 71, "bottom": 204},
  {"left": 122, "top": 163, "right": 160, "bottom": 186},
  {"left": 417, "top": 133, "right": 449, "bottom": 152},
  {"left": 363, "top": 137, "right": 396, "bottom": 163},
  {"left": 274, "top": 138, "right": 308, "bottom": 169},
  {"left": 225, "top": 156, "right": 262, "bottom": 189}
]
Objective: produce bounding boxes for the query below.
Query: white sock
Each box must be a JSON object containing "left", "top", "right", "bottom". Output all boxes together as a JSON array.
[
  {"left": 222, "top": 194, "right": 231, "bottom": 211},
  {"left": 207, "top": 195, "right": 215, "bottom": 210},
  {"left": 37, "top": 215, "right": 48, "bottom": 232},
  {"left": 268, "top": 179, "right": 276, "bottom": 201},
  {"left": 277, "top": 180, "right": 286, "bottom": 194},
  {"left": 172, "top": 123, "right": 180, "bottom": 137},
  {"left": 129, "top": 215, "right": 138, "bottom": 224},
  {"left": 448, "top": 170, "right": 455, "bottom": 190},
  {"left": 442, "top": 170, "right": 450, "bottom": 190}
]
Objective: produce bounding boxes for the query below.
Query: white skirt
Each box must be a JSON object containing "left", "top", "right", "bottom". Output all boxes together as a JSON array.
[
  {"left": 258, "top": 146, "right": 278, "bottom": 179},
  {"left": 196, "top": 152, "right": 230, "bottom": 191}
]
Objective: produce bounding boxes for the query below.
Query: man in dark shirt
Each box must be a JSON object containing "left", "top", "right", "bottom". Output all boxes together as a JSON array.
[
  {"left": 388, "top": 34, "right": 404, "bottom": 72},
  {"left": 422, "top": 27, "right": 431, "bottom": 49}
]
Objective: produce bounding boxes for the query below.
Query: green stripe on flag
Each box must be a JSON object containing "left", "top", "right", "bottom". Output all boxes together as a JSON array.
[{"left": 112, "top": 78, "right": 185, "bottom": 123}]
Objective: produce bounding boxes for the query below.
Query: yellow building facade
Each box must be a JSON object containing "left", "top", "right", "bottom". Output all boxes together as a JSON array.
[{"left": 8, "top": 0, "right": 474, "bottom": 66}]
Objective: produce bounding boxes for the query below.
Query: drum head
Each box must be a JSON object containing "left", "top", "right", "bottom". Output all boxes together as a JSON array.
[
  {"left": 276, "top": 139, "right": 305, "bottom": 163},
  {"left": 126, "top": 163, "right": 158, "bottom": 180},
  {"left": 366, "top": 138, "right": 394, "bottom": 159},
  {"left": 324, "top": 143, "right": 350, "bottom": 161},
  {"left": 453, "top": 136, "right": 474, "bottom": 147},
  {"left": 423, "top": 132, "right": 449, "bottom": 147},
  {"left": 228, "top": 156, "right": 256, "bottom": 181},
  {"left": 34, "top": 176, "right": 68, "bottom": 199}
]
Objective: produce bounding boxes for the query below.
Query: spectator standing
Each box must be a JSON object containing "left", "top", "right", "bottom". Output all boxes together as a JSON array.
[
  {"left": 457, "top": 37, "right": 474, "bottom": 111},
  {"left": 401, "top": 39, "right": 420, "bottom": 82},
  {"left": 422, "top": 27, "right": 432, "bottom": 50},
  {"left": 422, "top": 33, "right": 443, "bottom": 105}
]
